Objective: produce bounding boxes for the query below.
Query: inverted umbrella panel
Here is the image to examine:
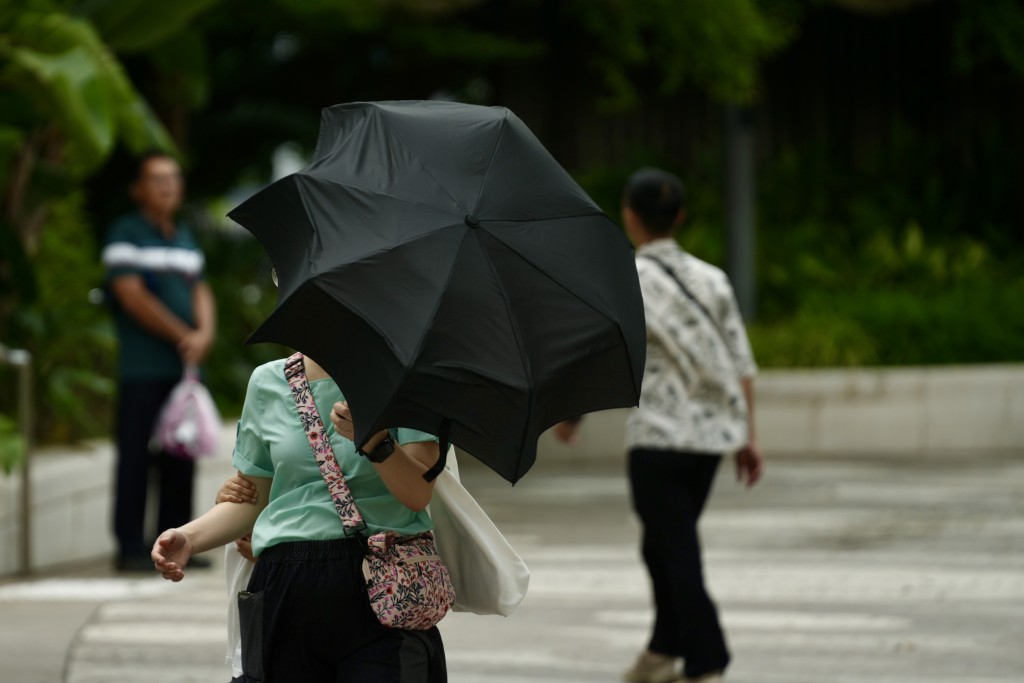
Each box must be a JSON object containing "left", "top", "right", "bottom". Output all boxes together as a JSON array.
[{"left": 230, "top": 101, "right": 645, "bottom": 483}]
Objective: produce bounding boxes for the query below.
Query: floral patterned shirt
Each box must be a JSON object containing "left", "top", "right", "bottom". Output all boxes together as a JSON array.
[{"left": 626, "top": 238, "right": 758, "bottom": 454}]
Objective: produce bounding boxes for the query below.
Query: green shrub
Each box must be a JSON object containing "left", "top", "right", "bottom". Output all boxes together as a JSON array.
[
  {"left": 574, "top": 153, "right": 1024, "bottom": 369},
  {"left": 6, "top": 145, "right": 1022, "bottom": 447},
  {"left": 1, "top": 194, "right": 290, "bottom": 446},
  {"left": 4, "top": 193, "right": 117, "bottom": 444},
  {"left": 0, "top": 413, "right": 25, "bottom": 475},
  {"left": 749, "top": 276, "right": 1024, "bottom": 368},
  {"left": 749, "top": 308, "right": 880, "bottom": 367},
  {"left": 196, "top": 220, "right": 291, "bottom": 417}
]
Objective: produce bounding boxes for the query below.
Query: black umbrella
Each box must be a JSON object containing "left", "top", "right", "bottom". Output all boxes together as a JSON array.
[{"left": 229, "top": 101, "right": 645, "bottom": 483}]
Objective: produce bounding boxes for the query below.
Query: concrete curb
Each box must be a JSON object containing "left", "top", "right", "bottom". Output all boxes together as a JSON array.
[{"left": 540, "top": 363, "right": 1024, "bottom": 461}]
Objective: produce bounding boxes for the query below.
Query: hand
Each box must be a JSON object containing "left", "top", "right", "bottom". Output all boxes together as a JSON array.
[
  {"left": 735, "top": 442, "right": 764, "bottom": 488},
  {"left": 330, "top": 401, "right": 355, "bottom": 441},
  {"left": 152, "top": 529, "right": 194, "bottom": 582},
  {"left": 552, "top": 419, "right": 581, "bottom": 445},
  {"left": 235, "top": 534, "right": 256, "bottom": 563},
  {"left": 178, "top": 328, "right": 214, "bottom": 366},
  {"left": 216, "top": 475, "right": 258, "bottom": 505},
  {"left": 330, "top": 400, "right": 389, "bottom": 452}
]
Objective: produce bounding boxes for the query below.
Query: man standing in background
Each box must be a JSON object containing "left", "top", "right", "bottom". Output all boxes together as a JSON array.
[
  {"left": 556, "top": 168, "right": 763, "bottom": 683},
  {"left": 103, "top": 152, "right": 216, "bottom": 571}
]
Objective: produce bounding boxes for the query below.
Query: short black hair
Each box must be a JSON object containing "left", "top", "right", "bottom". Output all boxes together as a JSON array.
[
  {"left": 134, "top": 150, "right": 178, "bottom": 181},
  {"left": 622, "top": 167, "right": 686, "bottom": 235}
]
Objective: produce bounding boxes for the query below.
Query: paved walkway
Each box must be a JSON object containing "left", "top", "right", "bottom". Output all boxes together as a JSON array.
[{"left": 2, "top": 453, "right": 1022, "bottom": 682}]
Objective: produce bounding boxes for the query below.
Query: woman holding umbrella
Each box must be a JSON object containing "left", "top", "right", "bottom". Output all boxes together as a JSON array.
[
  {"left": 151, "top": 353, "right": 447, "bottom": 682},
  {"left": 153, "top": 98, "right": 647, "bottom": 683}
]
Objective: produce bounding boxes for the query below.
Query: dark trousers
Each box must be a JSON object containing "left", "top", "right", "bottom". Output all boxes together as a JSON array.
[
  {"left": 113, "top": 378, "right": 195, "bottom": 557},
  {"left": 628, "top": 448, "right": 731, "bottom": 678},
  {"left": 241, "top": 538, "right": 447, "bottom": 683}
]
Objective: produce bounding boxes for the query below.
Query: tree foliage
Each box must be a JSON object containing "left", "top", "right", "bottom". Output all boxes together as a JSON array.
[
  {"left": 0, "top": 0, "right": 223, "bottom": 448},
  {"left": 951, "top": 0, "right": 1024, "bottom": 77},
  {"left": 2, "top": 0, "right": 1024, "bottom": 446},
  {"left": 0, "top": 0, "right": 191, "bottom": 314},
  {"left": 79, "top": 0, "right": 223, "bottom": 53},
  {"left": 571, "top": 0, "right": 797, "bottom": 107},
  {"left": 0, "top": 8, "right": 174, "bottom": 179}
]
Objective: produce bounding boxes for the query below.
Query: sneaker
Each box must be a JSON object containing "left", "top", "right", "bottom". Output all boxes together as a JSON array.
[
  {"left": 686, "top": 671, "right": 724, "bottom": 682},
  {"left": 623, "top": 651, "right": 680, "bottom": 683}
]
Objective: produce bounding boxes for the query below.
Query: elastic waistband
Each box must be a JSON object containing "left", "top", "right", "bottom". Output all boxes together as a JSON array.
[{"left": 259, "top": 536, "right": 365, "bottom": 562}]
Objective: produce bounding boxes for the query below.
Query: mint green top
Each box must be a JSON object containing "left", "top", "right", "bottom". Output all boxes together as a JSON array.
[{"left": 232, "top": 359, "right": 436, "bottom": 557}]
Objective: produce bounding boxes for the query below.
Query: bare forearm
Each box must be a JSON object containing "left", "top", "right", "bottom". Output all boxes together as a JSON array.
[
  {"left": 176, "top": 500, "right": 262, "bottom": 555},
  {"left": 110, "top": 276, "right": 193, "bottom": 346},
  {"left": 741, "top": 376, "right": 756, "bottom": 443},
  {"left": 373, "top": 440, "right": 437, "bottom": 512},
  {"left": 192, "top": 281, "right": 216, "bottom": 334},
  {"left": 121, "top": 287, "right": 192, "bottom": 345}
]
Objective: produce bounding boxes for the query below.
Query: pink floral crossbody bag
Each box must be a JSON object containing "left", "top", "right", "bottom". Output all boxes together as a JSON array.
[{"left": 283, "top": 353, "right": 455, "bottom": 630}]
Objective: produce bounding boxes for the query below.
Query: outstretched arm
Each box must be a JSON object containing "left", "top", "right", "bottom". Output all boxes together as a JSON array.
[{"left": 152, "top": 473, "right": 270, "bottom": 581}]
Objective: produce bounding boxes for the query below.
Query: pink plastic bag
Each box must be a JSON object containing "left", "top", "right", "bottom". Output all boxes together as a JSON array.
[{"left": 151, "top": 366, "right": 221, "bottom": 459}]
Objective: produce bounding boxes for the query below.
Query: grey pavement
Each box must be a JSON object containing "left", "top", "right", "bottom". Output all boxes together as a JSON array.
[{"left": 1, "top": 452, "right": 1023, "bottom": 682}]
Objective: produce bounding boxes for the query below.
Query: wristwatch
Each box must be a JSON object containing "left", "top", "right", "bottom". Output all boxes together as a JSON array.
[{"left": 358, "top": 433, "right": 395, "bottom": 463}]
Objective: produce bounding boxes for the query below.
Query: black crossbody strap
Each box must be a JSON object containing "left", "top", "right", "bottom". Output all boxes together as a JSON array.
[
  {"left": 422, "top": 418, "right": 449, "bottom": 482},
  {"left": 640, "top": 254, "right": 728, "bottom": 346}
]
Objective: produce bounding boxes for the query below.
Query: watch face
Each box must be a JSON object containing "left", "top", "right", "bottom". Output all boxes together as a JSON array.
[{"left": 367, "top": 435, "right": 395, "bottom": 462}]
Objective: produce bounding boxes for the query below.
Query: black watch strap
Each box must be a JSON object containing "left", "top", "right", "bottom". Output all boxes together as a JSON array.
[{"left": 359, "top": 433, "right": 395, "bottom": 463}]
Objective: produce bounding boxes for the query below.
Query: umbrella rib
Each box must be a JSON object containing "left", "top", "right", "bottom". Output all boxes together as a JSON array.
[
  {"left": 314, "top": 221, "right": 465, "bottom": 284},
  {"left": 481, "top": 228, "right": 642, "bottom": 412},
  {"left": 303, "top": 175, "right": 456, "bottom": 217},
  {"left": 381, "top": 122, "right": 465, "bottom": 213},
  {"left": 476, "top": 235, "right": 534, "bottom": 465},
  {"left": 363, "top": 228, "right": 473, "bottom": 440},
  {"left": 483, "top": 211, "right": 607, "bottom": 224},
  {"left": 471, "top": 109, "right": 509, "bottom": 215}
]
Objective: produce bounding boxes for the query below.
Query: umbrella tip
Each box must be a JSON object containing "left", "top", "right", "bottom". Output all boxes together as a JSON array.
[{"left": 464, "top": 214, "right": 481, "bottom": 229}]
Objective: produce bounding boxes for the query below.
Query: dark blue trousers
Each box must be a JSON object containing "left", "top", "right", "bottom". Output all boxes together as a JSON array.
[
  {"left": 113, "top": 378, "right": 195, "bottom": 558},
  {"left": 628, "top": 448, "right": 731, "bottom": 678}
]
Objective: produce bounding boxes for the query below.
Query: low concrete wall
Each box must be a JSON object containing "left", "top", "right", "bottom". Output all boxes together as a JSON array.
[
  {"left": 0, "top": 427, "right": 238, "bottom": 577},
  {"left": 1, "top": 364, "right": 1021, "bottom": 575},
  {"left": 755, "top": 364, "right": 1024, "bottom": 455},
  {"left": 541, "top": 364, "right": 1024, "bottom": 460}
]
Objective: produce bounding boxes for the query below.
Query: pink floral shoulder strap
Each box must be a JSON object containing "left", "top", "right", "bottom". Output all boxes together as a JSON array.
[{"left": 283, "top": 353, "right": 366, "bottom": 536}]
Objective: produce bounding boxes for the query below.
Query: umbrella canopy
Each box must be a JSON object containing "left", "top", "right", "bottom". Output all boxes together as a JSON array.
[{"left": 229, "top": 101, "right": 645, "bottom": 483}]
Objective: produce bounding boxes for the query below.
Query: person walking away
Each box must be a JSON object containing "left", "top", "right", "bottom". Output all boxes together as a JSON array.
[
  {"left": 103, "top": 151, "right": 217, "bottom": 571},
  {"left": 555, "top": 167, "right": 764, "bottom": 683}
]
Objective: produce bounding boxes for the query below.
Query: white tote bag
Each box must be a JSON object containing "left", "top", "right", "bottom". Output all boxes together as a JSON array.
[
  {"left": 224, "top": 544, "right": 255, "bottom": 679},
  {"left": 429, "top": 448, "right": 530, "bottom": 616}
]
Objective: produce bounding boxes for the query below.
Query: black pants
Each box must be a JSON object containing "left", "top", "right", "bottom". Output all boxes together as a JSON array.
[
  {"left": 113, "top": 378, "right": 195, "bottom": 558},
  {"left": 628, "top": 448, "right": 731, "bottom": 678},
  {"left": 241, "top": 538, "right": 447, "bottom": 683}
]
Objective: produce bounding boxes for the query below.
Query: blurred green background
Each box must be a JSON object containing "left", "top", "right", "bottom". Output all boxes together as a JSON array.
[{"left": 1, "top": 0, "right": 1022, "bottom": 450}]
